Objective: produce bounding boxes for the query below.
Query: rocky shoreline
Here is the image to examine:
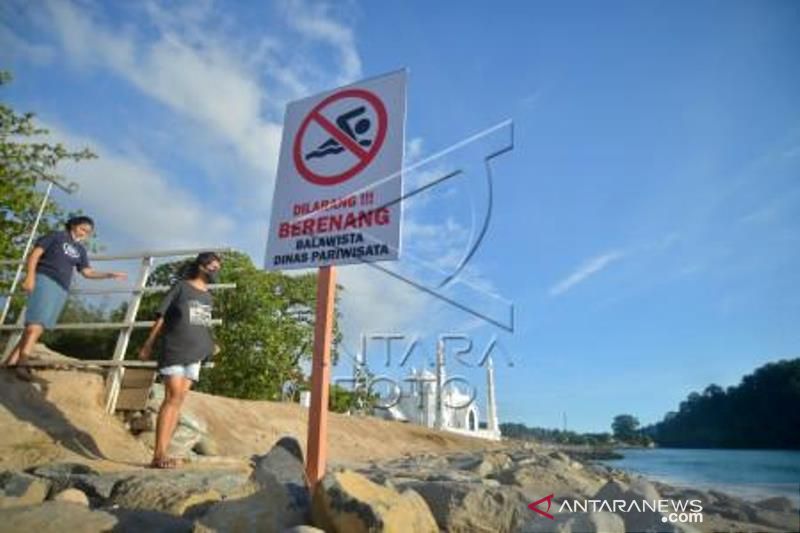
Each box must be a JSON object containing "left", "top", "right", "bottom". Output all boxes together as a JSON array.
[{"left": 1, "top": 437, "right": 797, "bottom": 532}]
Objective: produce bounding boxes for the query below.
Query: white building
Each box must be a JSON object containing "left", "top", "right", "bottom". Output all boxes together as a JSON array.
[{"left": 375, "top": 356, "right": 501, "bottom": 441}]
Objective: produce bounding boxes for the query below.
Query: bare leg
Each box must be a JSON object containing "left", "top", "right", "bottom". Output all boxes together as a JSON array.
[
  {"left": 153, "top": 376, "right": 189, "bottom": 464},
  {"left": 4, "top": 323, "right": 44, "bottom": 366},
  {"left": 4, "top": 332, "right": 25, "bottom": 366},
  {"left": 180, "top": 377, "right": 194, "bottom": 396}
]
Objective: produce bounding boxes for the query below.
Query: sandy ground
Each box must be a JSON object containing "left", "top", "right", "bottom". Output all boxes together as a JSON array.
[
  {"left": 187, "top": 387, "right": 498, "bottom": 465},
  {"left": 0, "top": 346, "right": 497, "bottom": 473},
  {"left": 0, "top": 369, "right": 152, "bottom": 470}
]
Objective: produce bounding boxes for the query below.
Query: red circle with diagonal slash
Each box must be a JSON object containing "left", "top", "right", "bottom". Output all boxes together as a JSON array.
[{"left": 293, "top": 88, "right": 388, "bottom": 186}]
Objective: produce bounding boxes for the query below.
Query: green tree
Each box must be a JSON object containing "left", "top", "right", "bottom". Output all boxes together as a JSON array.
[
  {"left": 42, "top": 298, "right": 117, "bottom": 359},
  {"left": 612, "top": 414, "right": 640, "bottom": 442},
  {"left": 128, "top": 251, "right": 341, "bottom": 401},
  {"left": 1, "top": 70, "right": 96, "bottom": 344},
  {"left": 0, "top": 70, "right": 95, "bottom": 267},
  {"left": 329, "top": 383, "right": 356, "bottom": 413}
]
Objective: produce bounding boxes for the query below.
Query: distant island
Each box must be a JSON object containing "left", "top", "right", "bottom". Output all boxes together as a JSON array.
[{"left": 502, "top": 358, "right": 800, "bottom": 450}]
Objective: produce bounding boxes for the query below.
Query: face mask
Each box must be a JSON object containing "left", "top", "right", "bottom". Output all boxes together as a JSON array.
[{"left": 201, "top": 268, "right": 220, "bottom": 284}]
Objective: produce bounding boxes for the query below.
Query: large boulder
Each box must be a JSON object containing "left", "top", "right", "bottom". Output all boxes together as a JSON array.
[
  {"left": 129, "top": 411, "right": 156, "bottom": 433},
  {"left": 756, "top": 496, "right": 795, "bottom": 513},
  {"left": 108, "top": 508, "right": 193, "bottom": 532},
  {"left": 399, "top": 480, "right": 528, "bottom": 533},
  {"left": 700, "top": 489, "right": 799, "bottom": 531},
  {"left": 25, "top": 463, "right": 97, "bottom": 494},
  {"left": 52, "top": 488, "right": 89, "bottom": 506},
  {"left": 472, "top": 452, "right": 513, "bottom": 478},
  {"left": 169, "top": 425, "right": 205, "bottom": 458},
  {"left": 252, "top": 438, "right": 305, "bottom": 486},
  {"left": 545, "top": 451, "right": 585, "bottom": 471},
  {"left": 493, "top": 461, "right": 603, "bottom": 500},
  {"left": 312, "top": 470, "right": 438, "bottom": 533},
  {"left": 178, "top": 409, "right": 208, "bottom": 434},
  {"left": 251, "top": 437, "right": 309, "bottom": 512},
  {"left": 196, "top": 438, "right": 311, "bottom": 533},
  {"left": 109, "top": 470, "right": 249, "bottom": 517},
  {"left": 194, "top": 436, "right": 220, "bottom": 457},
  {"left": 548, "top": 451, "right": 571, "bottom": 464},
  {"left": 0, "top": 501, "right": 117, "bottom": 532},
  {"left": 25, "top": 463, "right": 128, "bottom": 503},
  {"left": 745, "top": 504, "right": 800, "bottom": 531},
  {"left": 383, "top": 454, "right": 450, "bottom": 473},
  {"left": 628, "top": 478, "right": 660, "bottom": 501},
  {"left": 423, "top": 470, "right": 481, "bottom": 483},
  {"left": 194, "top": 484, "right": 304, "bottom": 533},
  {"left": 145, "top": 385, "right": 208, "bottom": 457},
  {"left": 594, "top": 479, "right": 628, "bottom": 501},
  {"left": 367, "top": 454, "right": 472, "bottom": 486},
  {"left": 0, "top": 471, "right": 50, "bottom": 509},
  {"left": 446, "top": 453, "right": 483, "bottom": 471},
  {"left": 592, "top": 478, "right": 696, "bottom": 533},
  {"left": 520, "top": 511, "right": 625, "bottom": 533},
  {"left": 113, "top": 483, "right": 220, "bottom": 518},
  {"left": 703, "top": 489, "right": 754, "bottom": 522},
  {"left": 447, "top": 451, "right": 512, "bottom": 477}
]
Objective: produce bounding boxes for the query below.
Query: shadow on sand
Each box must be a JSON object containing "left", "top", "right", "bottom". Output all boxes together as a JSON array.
[{"left": 0, "top": 369, "right": 106, "bottom": 460}]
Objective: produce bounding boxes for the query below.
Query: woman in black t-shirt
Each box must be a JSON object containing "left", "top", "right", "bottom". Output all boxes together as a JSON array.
[
  {"left": 3, "top": 216, "right": 127, "bottom": 380},
  {"left": 138, "top": 252, "right": 221, "bottom": 469}
]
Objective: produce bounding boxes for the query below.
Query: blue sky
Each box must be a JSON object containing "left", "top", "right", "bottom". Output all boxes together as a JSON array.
[{"left": 2, "top": 0, "right": 798, "bottom": 432}]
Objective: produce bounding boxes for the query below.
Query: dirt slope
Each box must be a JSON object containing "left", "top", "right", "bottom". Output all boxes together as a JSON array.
[
  {"left": 186, "top": 388, "right": 496, "bottom": 465},
  {"left": 0, "top": 347, "right": 496, "bottom": 472}
]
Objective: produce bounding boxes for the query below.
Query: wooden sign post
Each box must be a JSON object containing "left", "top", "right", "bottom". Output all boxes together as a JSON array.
[{"left": 306, "top": 265, "right": 336, "bottom": 490}]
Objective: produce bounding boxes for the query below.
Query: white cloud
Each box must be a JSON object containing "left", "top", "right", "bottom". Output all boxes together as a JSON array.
[
  {"left": 782, "top": 144, "right": 800, "bottom": 159},
  {"left": 282, "top": 0, "right": 362, "bottom": 87},
  {"left": 46, "top": 122, "right": 235, "bottom": 252},
  {"left": 28, "top": 0, "right": 364, "bottom": 208},
  {"left": 0, "top": 24, "right": 54, "bottom": 64},
  {"left": 520, "top": 89, "right": 543, "bottom": 110},
  {"left": 42, "top": 0, "right": 281, "bottom": 180},
  {"left": 403, "top": 217, "right": 470, "bottom": 272},
  {"left": 739, "top": 187, "right": 800, "bottom": 227},
  {"left": 549, "top": 250, "right": 625, "bottom": 297},
  {"left": 338, "top": 265, "right": 438, "bottom": 341},
  {"left": 405, "top": 137, "right": 424, "bottom": 164}
]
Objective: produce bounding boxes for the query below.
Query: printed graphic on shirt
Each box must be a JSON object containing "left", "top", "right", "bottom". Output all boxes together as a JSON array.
[
  {"left": 188, "top": 300, "right": 213, "bottom": 326},
  {"left": 62, "top": 242, "right": 81, "bottom": 259}
]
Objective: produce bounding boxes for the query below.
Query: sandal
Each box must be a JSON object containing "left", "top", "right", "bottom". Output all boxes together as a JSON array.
[
  {"left": 14, "top": 366, "right": 34, "bottom": 382},
  {"left": 149, "top": 456, "right": 179, "bottom": 469},
  {"left": 8, "top": 353, "right": 38, "bottom": 381}
]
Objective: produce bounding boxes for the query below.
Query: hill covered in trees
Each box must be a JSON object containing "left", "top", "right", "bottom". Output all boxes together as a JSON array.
[{"left": 645, "top": 358, "right": 800, "bottom": 449}]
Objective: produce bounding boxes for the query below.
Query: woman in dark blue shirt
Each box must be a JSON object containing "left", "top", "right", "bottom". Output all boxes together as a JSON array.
[{"left": 3, "top": 216, "right": 127, "bottom": 379}]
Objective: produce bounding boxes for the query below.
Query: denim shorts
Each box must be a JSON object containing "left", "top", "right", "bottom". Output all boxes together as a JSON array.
[
  {"left": 159, "top": 362, "right": 201, "bottom": 382},
  {"left": 25, "top": 273, "right": 69, "bottom": 329}
]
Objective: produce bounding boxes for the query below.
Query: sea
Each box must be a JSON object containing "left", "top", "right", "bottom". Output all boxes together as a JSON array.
[{"left": 600, "top": 448, "right": 800, "bottom": 506}]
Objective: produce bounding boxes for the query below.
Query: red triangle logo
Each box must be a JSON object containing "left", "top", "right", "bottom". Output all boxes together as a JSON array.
[{"left": 528, "top": 494, "right": 555, "bottom": 520}]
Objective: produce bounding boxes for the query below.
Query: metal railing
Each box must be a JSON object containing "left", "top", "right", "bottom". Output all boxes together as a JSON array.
[{"left": 1, "top": 247, "right": 236, "bottom": 413}]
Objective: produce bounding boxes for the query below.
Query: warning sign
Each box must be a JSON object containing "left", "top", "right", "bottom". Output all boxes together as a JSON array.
[
  {"left": 294, "top": 89, "right": 388, "bottom": 186},
  {"left": 265, "top": 70, "right": 406, "bottom": 271}
]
